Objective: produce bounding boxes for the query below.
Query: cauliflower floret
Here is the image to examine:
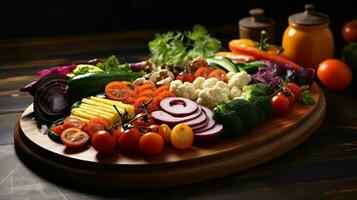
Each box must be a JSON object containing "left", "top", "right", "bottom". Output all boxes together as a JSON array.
[
  {"left": 203, "top": 78, "right": 218, "bottom": 88},
  {"left": 227, "top": 72, "right": 236, "bottom": 79},
  {"left": 197, "top": 89, "right": 215, "bottom": 108},
  {"left": 230, "top": 86, "right": 242, "bottom": 99},
  {"left": 176, "top": 84, "right": 190, "bottom": 99},
  {"left": 215, "top": 81, "right": 230, "bottom": 95},
  {"left": 169, "top": 80, "right": 182, "bottom": 93},
  {"left": 228, "top": 71, "right": 251, "bottom": 89},
  {"left": 182, "top": 82, "right": 198, "bottom": 100},
  {"left": 192, "top": 77, "right": 205, "bottom": 90},
  {"left": 212, "top": 86, "right": 230, "bottom": 103}
]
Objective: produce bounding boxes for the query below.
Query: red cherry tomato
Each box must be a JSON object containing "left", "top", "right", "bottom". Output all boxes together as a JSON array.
[
  {"left": 92, "top": 130, "right": 117, "bottom": 153},
  {"left": 271, "top": 94, "right": 291, "bottom": 116},
  {"left": 50, "top": 125, "right": 64, "bottom": 136},
  {"left": 317, "top": 59, "right": 352, "bottom": 90},
  {"left": 84, "top": 118, "right": 110, "bottom": 137},
  {"left": 286, "top": 82, "right": 301, "bottom": 101},
  {"left": 139, "top": 132, "right": 164, "bottom": 156},
  {"left": 63, "top": 117, "right": 86, "bottom": 130},
  {"left": 133, "top": 113, "right": 155, "bottom": 128},
  {"left": 342, "top": 19, "right": 357, "bottom": 43},
  {"left": 118, "top": 127, "right": 142, "bottom": 153},
  {"left": 278, "top": 92, "right": 295, "bottom": 108},
  {"left": 61, "top": 128, "right": 89, "bottom": 148},
  {"left": 176, "top": 73, "right": 196, "bottom": 83}
]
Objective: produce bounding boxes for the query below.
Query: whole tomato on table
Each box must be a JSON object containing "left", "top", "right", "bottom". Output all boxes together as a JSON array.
[
  {"left": 342, "top": 19, "right": 357, "bottom": 43},
  {"left": 317, "top": 59, "right": 352, "bottom": 90}
]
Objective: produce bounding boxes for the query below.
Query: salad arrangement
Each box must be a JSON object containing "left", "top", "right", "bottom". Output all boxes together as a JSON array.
[{"left": 21, "top": 25, "right": 316, "bottom": 156}]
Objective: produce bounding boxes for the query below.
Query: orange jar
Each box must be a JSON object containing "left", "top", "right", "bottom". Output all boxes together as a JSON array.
[{"left": 282, "top": 4, "right": 334, "bottom": 68}]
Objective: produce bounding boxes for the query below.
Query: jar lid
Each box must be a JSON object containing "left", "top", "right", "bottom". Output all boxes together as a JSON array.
[
  {"left": 239, "top": 8, "right": 274, "bottom": 29},
  {"left": 288, "top": 4, "right": 329, "bottom": 25}
]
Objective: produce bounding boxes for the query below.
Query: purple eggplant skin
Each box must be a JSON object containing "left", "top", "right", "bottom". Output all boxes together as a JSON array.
[{"left": 23, "top": 74, "right": 71, "bottom": 124}]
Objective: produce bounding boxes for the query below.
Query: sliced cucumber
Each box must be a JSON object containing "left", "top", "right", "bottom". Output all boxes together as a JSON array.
[{"left": 206, "top": 57, "right": 237, "bottom": 72}]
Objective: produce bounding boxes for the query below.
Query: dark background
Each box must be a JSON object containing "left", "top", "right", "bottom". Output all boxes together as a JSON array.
[{"left": 0, "top": 0, "right": 355, "bottom": 39}]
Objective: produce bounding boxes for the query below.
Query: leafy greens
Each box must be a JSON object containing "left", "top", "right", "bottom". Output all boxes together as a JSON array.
[{"left": 148, "top": 25, "right": 221, "bottom": 66}]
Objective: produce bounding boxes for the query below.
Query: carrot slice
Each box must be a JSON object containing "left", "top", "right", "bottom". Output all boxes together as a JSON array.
[
  {"left": 138, "top": 89, "right": 156, "bottom": 99},
  {"left": 155, "top": 85, "right": 170, "bottom": 95},
  {"left": 138, "top": 82, "right": 156, "bottom": 93}
]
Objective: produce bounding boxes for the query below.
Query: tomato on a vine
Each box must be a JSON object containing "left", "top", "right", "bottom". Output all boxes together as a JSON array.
[
  {"left": 133, "top": 113, "right": 155, "bottom": 128},
  {"left": 92, "top": 130, "right": 117, "bottom": 153},
  {"left": 271, "top": 94, "right": 291, "bottom": 116},
  {"left": 117, "top": 126, "right": 142, "bottom": 153}
]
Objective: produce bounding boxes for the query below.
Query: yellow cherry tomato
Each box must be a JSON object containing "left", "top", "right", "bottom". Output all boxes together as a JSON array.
[
  {"left": 170, "top": 123, "right": 193, "bottom": 150},
  {"left": 160, "top": 124, "right": 172, "bottom": 144}
]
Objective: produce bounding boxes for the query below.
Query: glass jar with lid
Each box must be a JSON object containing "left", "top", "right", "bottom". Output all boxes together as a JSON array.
[{"left": 282, "top": 4, "right": 334, "bottom": 68}]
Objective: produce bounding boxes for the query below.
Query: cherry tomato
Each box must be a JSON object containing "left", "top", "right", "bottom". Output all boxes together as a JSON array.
[
  {"left": 342, "top": 19, "right": 357, "bottom": 43},
  {"left": 132, "top": 113, "right": 155, "bottom": 128},
  {"left": 208, "top": 69, "right": 227, "bottom": 82},
  {"left": 63, "top": 117, "right": 86, "bottom": 130},
  {"left": 84, "top": 118, "right": 110, "bottom": 137},
  {"left": 105, "top": 81, "right": 130, "bottom": 102},
  {"left": 194, "top": 67, "right": 213, "bottom": 78},
  {"left": 176, "top": 73, "right": 196, "bottom": 83},
  {"left": 92, "top": 130, "right": 117, "bottom": 153},
  {"left": 50, "top": 125, "right": 64, "bottom": 136},
  {"left": 170, "top": 123, "right": 193, "bottom": 150},
  {"left": 118, "top": 127, "right": 142, "bottom": 153},
  {"left": 278, "top": 92, "right": 295, "bottom": 108},
  {"left": 61, "top": 128, "right": 89, "bottom": 148},
  {"left": 137, "top": 89, "right": 156, "bottom": 99},
  {"left": 271, "top": 94, "right": 291, "bottom": 116},
  {"left": 139, "top": 132, "right": 164, "bottom": 156},
  {"left": 317, "top": 59, "right": 352, "bottom": 90},
  {"left": 286, "top": 82, "right": 301, "bottom": 101},
  {"left": 148, "top": 124, "right": 170, "bottom": 144},
  {"left": 134, "top": 96, "right": 158, "bottom": 113},
  {"left": 160, "top": 124, "right": 172, "bottom": 144}
]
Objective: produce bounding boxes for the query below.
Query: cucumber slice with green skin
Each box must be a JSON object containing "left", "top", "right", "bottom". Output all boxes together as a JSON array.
[
  {"left": 46, "top": 118, "right": 64, "bottom": 143},
  {"left": 206, "top": 57, "right": 237, "bottom": 72}
]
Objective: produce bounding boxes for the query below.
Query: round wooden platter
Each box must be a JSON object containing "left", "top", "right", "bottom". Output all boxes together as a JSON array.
[{"left": 14, "top": 83, "right": 326, "bottom": 188}]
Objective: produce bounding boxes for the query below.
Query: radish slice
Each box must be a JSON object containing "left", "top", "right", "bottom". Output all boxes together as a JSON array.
[
  {"left": 194, "top": 106, "right": 216, "bottom": 132},
  {"left": 194, "top": 124, "right": 224, "bottom": 144},
  {"left": 184, "top": 110, "right": 207, "bottom": 127},
  {"left": 151, "top": 106, "right": 202, "bottom": 126},
  {"left": 160, "top": 97, "right": 198, "bottom": 117}
]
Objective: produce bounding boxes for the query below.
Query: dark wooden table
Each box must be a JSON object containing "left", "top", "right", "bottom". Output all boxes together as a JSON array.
[{"left": 1, "top": 25, "right": 357, "bottom": 199}]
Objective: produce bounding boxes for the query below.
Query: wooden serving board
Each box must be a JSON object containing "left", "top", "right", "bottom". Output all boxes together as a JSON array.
[{"left": 14, "top": 83, "right": 326, "bottom": 188}]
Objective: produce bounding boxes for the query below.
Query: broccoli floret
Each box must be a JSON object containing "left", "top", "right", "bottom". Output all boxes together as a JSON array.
[
  {"left": 242, "top": 83, "right": 272, "bottom": 100},
  {"left": 213, "top": 104, "right": 244, "bottom": 136},
  {"left": 255, "top": 107, "right": 266, "bottom": 123},
  {"left": 249, "top": 96, "right": 273, "bottom": 120},
  {"left": 226, "top": 99, "right": 258, "bottom": 127}
]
